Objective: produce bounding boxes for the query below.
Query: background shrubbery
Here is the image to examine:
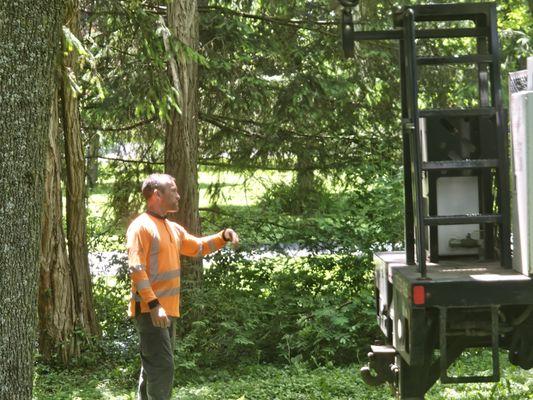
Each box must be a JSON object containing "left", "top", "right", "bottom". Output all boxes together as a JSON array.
[
  {"left": 174, "top": 252, "right": 378, "bottom": 372},
  {"left": 202, "top": 171, "right": 405, "bottom": 253},
  {"left": 82, "top": 171, "right": 406, "bottom": 376},
  {"left": 88, "top": 251, "right": 379, "bottom": 378}
]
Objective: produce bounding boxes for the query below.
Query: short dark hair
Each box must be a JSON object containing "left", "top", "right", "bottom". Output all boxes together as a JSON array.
[{"left": 141, "top": 173, "right": 175, "bottom": 200}]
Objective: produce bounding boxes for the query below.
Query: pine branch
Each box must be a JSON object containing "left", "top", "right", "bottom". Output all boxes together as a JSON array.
[
  {"left": 85, "top": 155, "right": 301, "bottom": 171},
  {"left": 198, "top": 5, "right": 336, "bottom": 36},
  {"left": 199, "top": 5, "right": 337, "bottom": 27},
  {"left": 200, "top": 113, "right": 267, "bottom": 139},
  {"left": 199, "top": 206, "right": 301, "bottom": 231},
  {"left": 82, "top": 117, "right": 157, "bottom": 132},
  {"left": 86, "top": 155, "right": 163, "bottom": 165}
]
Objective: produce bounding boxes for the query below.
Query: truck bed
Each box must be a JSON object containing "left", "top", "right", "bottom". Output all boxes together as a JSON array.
[{"left": 375, "top": 251, "right": 533, "bottom": 307}]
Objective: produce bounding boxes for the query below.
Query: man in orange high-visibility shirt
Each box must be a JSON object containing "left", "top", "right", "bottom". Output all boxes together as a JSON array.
[{"left": 127, "top": 173, "right": 239, "bottom": 400}]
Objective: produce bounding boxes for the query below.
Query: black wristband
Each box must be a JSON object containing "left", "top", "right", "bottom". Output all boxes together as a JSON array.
[{"left": 148, "top": 299, "right": 160, "bottom": 310}]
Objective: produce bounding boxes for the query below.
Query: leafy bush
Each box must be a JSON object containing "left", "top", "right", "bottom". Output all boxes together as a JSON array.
[
  {"left": 174, "top": 251, "right": 379, "bottom": 374},
  {"left": 84, "top": 173, "right": 402, "bottom": 374},
  {"left": 204, "top": 171, "right": 404, "bottom": 253},
  {"left": 87, "top": 254, "right": 138, "bottom": 365},
  {"left": 78, "top": 250, "right": 378, "bottom": 381},
  {"left": 92, "top": 276, "right": 137, "bottom": 361},
  {"left": 257, "top": 178, "right": 335, "bottom": 215}
]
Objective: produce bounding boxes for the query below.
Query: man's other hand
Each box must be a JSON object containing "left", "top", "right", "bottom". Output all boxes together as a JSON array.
[
  {"left": 150, "top": 305, "right": 170, "bottom": 328},
  {"left": 223, "top": 228, "right": 240, "bottom": 248}
]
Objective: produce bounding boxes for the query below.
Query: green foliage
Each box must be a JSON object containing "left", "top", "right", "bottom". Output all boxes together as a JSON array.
[
  {"left": 33, "top": 357, "right": 533, "bottom": 400},
  {"left": 105, "top": 162, "right": 155, "bottom": 225},
  {"left": 91, "top": 273, "right": 137, "bottom": 362},
  {"left": 82, "top": 0, "right": 533, "bottom": 247},
  {"left": 174, "top": 252, "right": 378, "bottom": 372},
  {"left": 57, "top": 2, "right": 533, "bottom": 398},
  {"left": 257, "top": 178, "right": 334, "bottom": 215},
  {"left": 199, "top": 0, "right": 401, "bottom": 183},
  {"left": 86, "top": 178, "right": 129, "bottom": 252},
  {"left": 50, "top": 255, "right": 138, "bottom": 368},
  {"left": 203, "top": 171, "right": 404, "bottom": 253},
  {"left": 174, "top": 363, "right": 390, "bottom": 400},
  {"left": 33, "top": 362, "right": 137, "bottom": 400}
]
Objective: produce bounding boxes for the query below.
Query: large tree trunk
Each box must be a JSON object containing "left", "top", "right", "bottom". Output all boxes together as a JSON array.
[
  {"left": 61, "top": 2, "right": 100, "bottom": 337},
  {"left": 295, "top": 151, "right": 316, "bottom": 214},
  {"left": 165, "top": 0, "right": 202, "bottom": 283},
  {"left": 38, "top": 3, "right": 100, "bottom": 364},
  {"left": 39, "top": 88, "right": 78, "bottom": 364},
  {"left": 86, "top": 132, "right": 100, "bottom": 188},
  {"left": 0, "top": 2, "right": 64, "bottom": 398}
]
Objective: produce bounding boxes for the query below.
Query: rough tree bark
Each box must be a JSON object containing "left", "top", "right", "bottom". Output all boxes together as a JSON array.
[
  {"left": 164, "top": 0, "right": 203, "bottom": 282},
  {"left": 39, "top": 88, "right": 78, "bottom": 363},
  {"left": 60, "top": 1, "right": 100, "bottom": 338},
  {"left": 0, "top": 1, "right": 64, "bottom": 398}
]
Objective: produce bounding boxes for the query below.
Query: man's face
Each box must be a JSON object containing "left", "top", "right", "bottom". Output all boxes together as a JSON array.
[{"left": 158, "top": 181, "right": 180, "bottom": 213}]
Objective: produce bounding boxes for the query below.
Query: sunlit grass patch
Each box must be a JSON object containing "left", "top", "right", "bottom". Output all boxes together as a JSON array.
[{"left": 428, "top": 353, "right": 533, "bottom": 400}]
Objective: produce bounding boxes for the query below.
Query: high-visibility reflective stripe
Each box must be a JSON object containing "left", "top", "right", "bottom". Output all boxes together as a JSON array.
[
  {"left": 150, "top": 234, "right": 160, "bottom": 276},
  {"left": 156, "top": 287, "right": 180, "bottom": 298},
  {"left": 150, "top": 269, "right": 180, "bottom": 283},
  {"left": 194, "top": 243, "right": 203, "bottom": 258},
  {"left": 136, "top": 279, "right": 151, "bottom": 290},
  {"left": 129, "top": 264, "right": 146, "bottom": 273},
  {"left": 131, "top": 292, "right": 141, "bottom": 301},
  {"left": 207, "top": 239, "right": 217, "bottom": 253}
]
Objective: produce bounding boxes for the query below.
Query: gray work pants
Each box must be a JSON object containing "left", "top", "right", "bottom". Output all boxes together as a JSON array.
[{"left": 135, "top": 313, "right": 177, "bottom": 400}]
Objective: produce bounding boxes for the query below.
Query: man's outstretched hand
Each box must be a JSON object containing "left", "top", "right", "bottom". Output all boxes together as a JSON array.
[
  {"left": 150, "top": 305, "right": 170, "bottom": 328},
  {"left": 223, "top": 228, "right": 240, "bottom": 248}
]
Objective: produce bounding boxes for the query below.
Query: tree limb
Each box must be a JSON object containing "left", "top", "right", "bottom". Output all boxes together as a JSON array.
[
  {"left": 82, "top": 117, "right": 157, "bottom": 132},
  {"left": 200, "top": 113, "right": 267, "bottom": 139},
  {"left": 198, "top": 5, "right": 336, "bottom": 36},
  {"left": 199, "top": 206, "right": 302, "bottom": 231},
  {"left": 200, "top": 112, "right": 362, "bottom": 141},
  {"left": 199, "top": 5, "right": 337, "bottom": 27},
  {"left": 86, "top": 155, "right": 163, "bottom": 165},
  {"left": 87, "top": 154, "right": 366, "bottom": 171}
]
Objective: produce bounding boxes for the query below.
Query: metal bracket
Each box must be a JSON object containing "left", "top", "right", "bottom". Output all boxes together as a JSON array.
[
  {"left": 360, "top": 344, "right": 397, "bottom": 386},
  {"left": 439, "top": 306, "right": 500, "bottom": 384},
  {"left": 341, "top": 8, "right": 355, "bottom": 58}
]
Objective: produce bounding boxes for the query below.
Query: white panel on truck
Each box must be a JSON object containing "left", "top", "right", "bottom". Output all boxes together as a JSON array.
[
  {"left": 437, "top": 176, "right": 479, "bottom": 256},
  {"left": 511, "top": 90, "right": 533, "bottom": 275}
]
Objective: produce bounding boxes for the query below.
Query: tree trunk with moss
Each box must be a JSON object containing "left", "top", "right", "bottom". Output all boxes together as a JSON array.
[
  {"left": 165, "top": 0, "right": 203, "bottom": 283},
  {"left": 0, "top": 1, "right": 64, "bottom": 398}
]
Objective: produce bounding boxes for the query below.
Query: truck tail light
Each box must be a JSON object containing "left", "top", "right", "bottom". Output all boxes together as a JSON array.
[{"left": 413, "top": 285, "right": 426, "bottom": 305}]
